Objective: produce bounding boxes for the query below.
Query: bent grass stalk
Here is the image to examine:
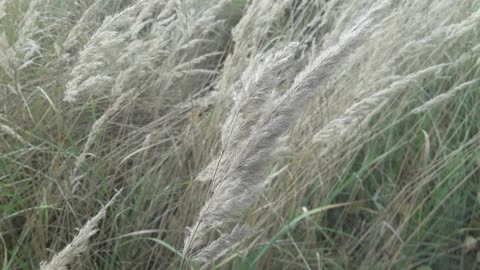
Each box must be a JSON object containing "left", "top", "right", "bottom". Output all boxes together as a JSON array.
[
  {"left": 71, "top": 88, "right": 138, "bottom": 193},
  {"left": 411, "top": 78, "right": 480, "bottom": 114},
  {"left": 313, "top": 64, "right": 447, "bottom": 144}
]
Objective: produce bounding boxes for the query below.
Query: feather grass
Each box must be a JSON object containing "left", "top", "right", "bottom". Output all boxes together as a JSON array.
[
  {"left": 184, "top": 0, "right": 392, "bottom": 263},
  {"left": 39, "top": 189, "right": 122, "bottom": 270}
]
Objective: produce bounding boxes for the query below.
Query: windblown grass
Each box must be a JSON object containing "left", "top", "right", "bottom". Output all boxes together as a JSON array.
[{"left": 1, "top": 0, "right": 479, "bottom": 269}]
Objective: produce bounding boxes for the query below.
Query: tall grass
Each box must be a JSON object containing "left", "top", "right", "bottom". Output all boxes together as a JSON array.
[{"left": 1, "top": 0, "right": 479, "bottom": 269}]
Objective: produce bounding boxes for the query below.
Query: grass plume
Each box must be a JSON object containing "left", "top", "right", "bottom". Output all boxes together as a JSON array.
[
  {"left": 39, "top": 189, "right": 122, "bottom": 270},
  {"left": 184, "top": 0, "right": 391, "bottom": 263}
]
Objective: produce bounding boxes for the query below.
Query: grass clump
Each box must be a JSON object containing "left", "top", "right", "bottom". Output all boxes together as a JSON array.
[{"left": 1, "top": 0, "right": 479, "bottom": 269}]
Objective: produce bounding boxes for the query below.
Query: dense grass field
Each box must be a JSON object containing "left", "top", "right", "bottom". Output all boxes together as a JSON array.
[{"left": 1, "top": 0, "right": 480, "bottom": 269}]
